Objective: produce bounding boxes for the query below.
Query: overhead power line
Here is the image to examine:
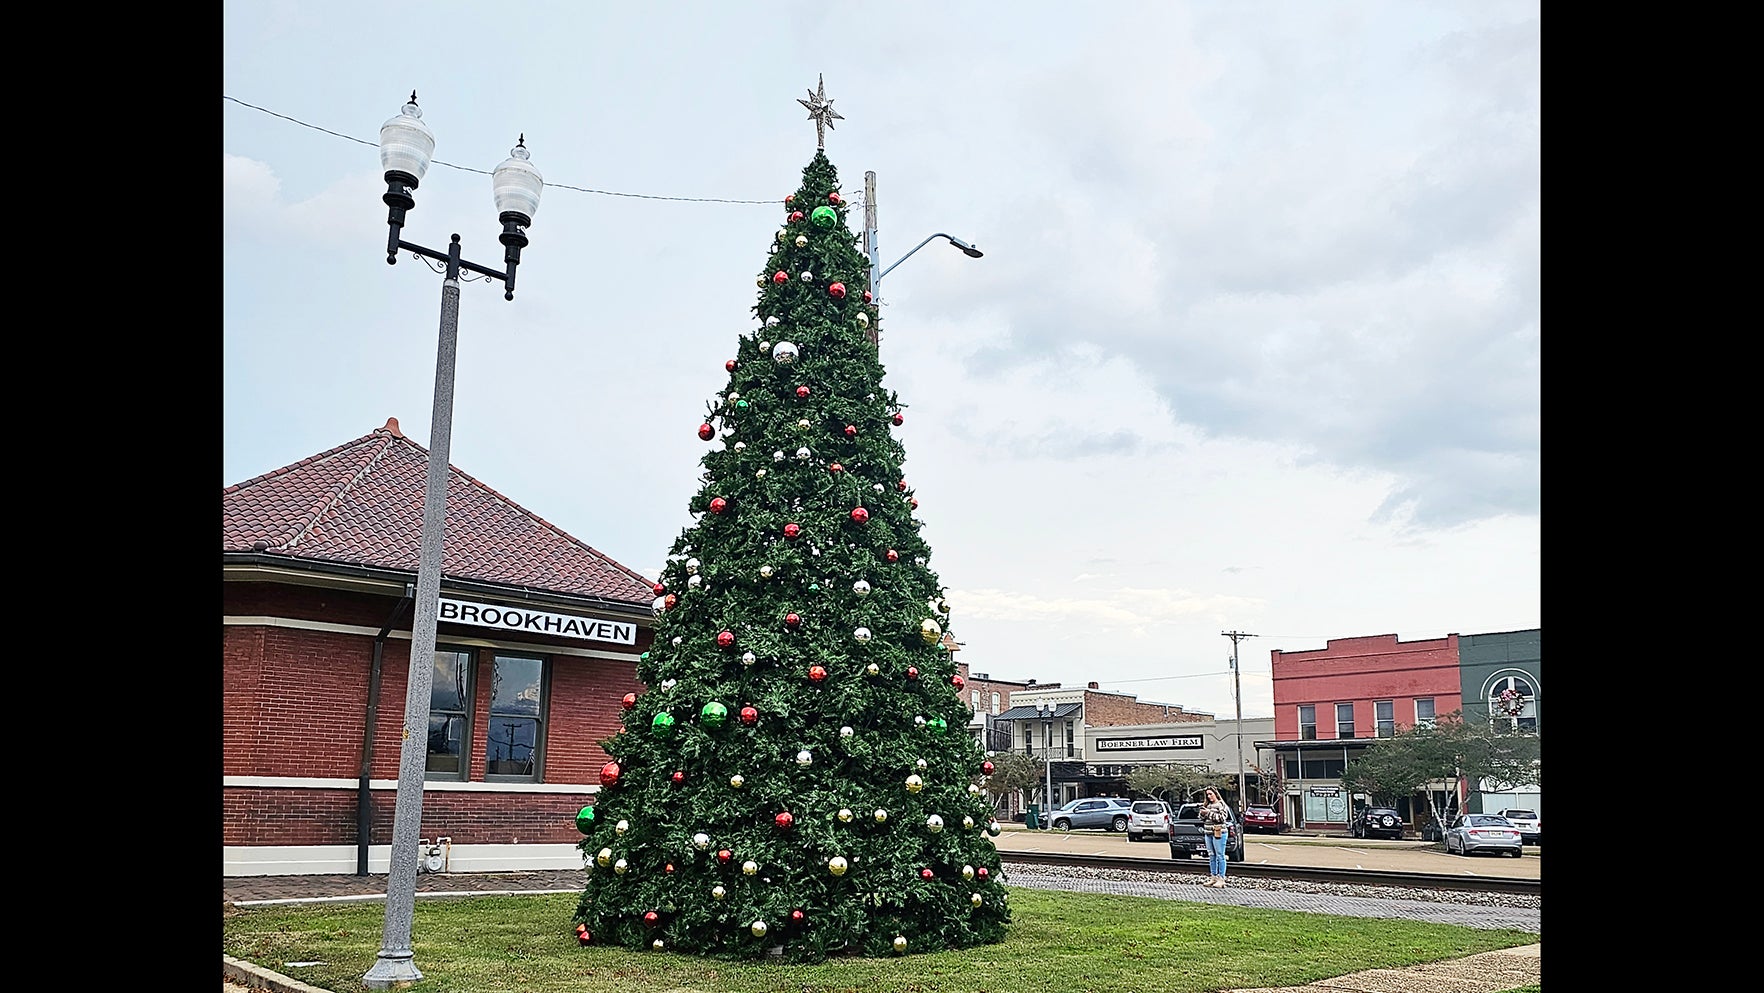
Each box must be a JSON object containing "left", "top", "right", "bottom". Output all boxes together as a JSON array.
[{"left": 224, "top": 95, "right": 841, "bottom": 206}]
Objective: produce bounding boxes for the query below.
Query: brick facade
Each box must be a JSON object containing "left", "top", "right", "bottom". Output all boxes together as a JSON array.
[
  {"left": 1269, "top": 633, "right": 1462, "bottom": 740},
  {"left": 1081, "top": 687, "right": 1212, "bottom": 727}
]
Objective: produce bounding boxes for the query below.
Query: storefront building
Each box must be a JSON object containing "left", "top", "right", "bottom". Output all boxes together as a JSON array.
[{"left": 223, "top": 419, "right": 656, "bottom": 877}]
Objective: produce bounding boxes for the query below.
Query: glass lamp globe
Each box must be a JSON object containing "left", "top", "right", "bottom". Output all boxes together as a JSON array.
[
  {"left": 379, "top": 93, "right": 435, "bottom": 185},
  {"left": 492, "top": 136, "right": 544, "bottom": 225}
]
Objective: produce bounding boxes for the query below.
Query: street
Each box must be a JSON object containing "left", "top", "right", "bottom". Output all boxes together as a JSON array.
[{"left": 991, "top": 828, "right": 1541, "bottom": 880}]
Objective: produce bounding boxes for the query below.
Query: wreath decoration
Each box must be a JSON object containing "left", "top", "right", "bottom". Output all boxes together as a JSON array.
[{"left": 1496, "top": 687, "right": 1525, "bottom": 716}]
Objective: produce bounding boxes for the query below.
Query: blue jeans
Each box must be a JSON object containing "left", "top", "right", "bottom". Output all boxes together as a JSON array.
[{"left": 1205, "top": 828, "right": 1229, "bottom": 877}]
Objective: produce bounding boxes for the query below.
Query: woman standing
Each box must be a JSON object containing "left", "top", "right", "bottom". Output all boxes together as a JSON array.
[{"left": 1200, "top": 788, "right": 1233, "bottom": 888}]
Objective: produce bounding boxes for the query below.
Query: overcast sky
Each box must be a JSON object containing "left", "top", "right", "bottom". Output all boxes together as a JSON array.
[{"left": 223, "top": 1, "right": 1540, "bottom": 721}]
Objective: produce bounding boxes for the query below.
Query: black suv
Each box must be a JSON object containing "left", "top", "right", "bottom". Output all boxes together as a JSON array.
[{"left": 1350, "top": 806, "right": 1406, "bottom": 840}]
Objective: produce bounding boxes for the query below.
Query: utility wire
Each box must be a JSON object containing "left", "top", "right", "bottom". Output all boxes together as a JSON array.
[{"left": 224, "top": 95, "right": 842, "bottom": 206}]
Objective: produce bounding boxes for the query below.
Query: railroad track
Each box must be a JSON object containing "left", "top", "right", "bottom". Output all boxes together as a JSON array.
[{"left": 999, "top": 850, "right": 1539, "bottom": 896}]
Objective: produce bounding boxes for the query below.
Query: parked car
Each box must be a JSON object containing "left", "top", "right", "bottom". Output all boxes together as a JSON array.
[
  {"left": 1351, "top": 806, "right": 1406, "bottom": 840},
  {"left": 1047, "top": 797, "right": 1134, "bottom": 832},
  {"left": 1242, "top": 804, "right": 1282, "bottom": 834},
  {"left": 1168, "top": 802, "right": 1244, "bottom": 862},
  {"left": 1495, "top": 808, "right": 1540, "bottom": 845},
  {"left": 1126, "top": 800, "right": 1172, "bottom": 842},
  {"left": 1442, "top": 813, "right": 1523, "bottom": 858}
]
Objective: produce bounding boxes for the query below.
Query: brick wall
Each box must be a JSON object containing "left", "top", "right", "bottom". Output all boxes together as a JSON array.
[
  {"left": 1082, "top": 689, "right": 1212, "bottom": 727},
  {"left": 222, "top": 786, "right": 593, "bottom": 846}
]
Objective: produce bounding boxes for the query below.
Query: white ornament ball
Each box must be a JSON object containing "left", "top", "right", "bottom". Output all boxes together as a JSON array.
[
  {"left": 652, "top": 939, "right": 665, "bottom": 951},
  {"left": 693, "top": 832, "right": 710, "bottom": 850},
  {"left": 853, "top": 579, "right": 871, "bottom": 595},
  {"left": 687, "top": 574, "right": 702, "bottom": 588},
  {"left": 795, "top": 234, "right": 808, "bottom": 247},
  {"left": 733, "top": 441, "right": 746, "bottom": 451},
  {"left": 797, "top": 749, "right": 813, "bottom": 766},
  {"left": 915, "top": 716, "right": 927, "bottom": 727},
  {"left": 776, "top": 228, "right": 787, "bottom": 243},
  {"left": 971, "top": 893, "right": 984, "bottom": 907},
  {"left": 685, "top": 558, "right": 700, "bottom": 574},
  {"left": 726, "top": 392, "right": 740, "bottom": 404},
  {"left": 866, "top": 663, "right": 881, "bottom": 677},
  {"left": 874, "top": 808, "right": 889, "bottom": 823},
  {"left": 916, "top": 758, "right": 928, "bottom": 770},
  {"left": 963, "top": 815, "right": 976, "bottom": 829},
  {"left": 766, "top": 316, "right": 780, "bottom": 327},
  {"left": 773, "top": 450, "right": 785, "bottom": 462},
  {"left": 614, "top": 858, "right": 629, "bottom": 874},
  {"left": 840, "top": 725, "right": 854, "bottom": 738},
  {"left": 961, "top": 864, "right": 975, "bottom": 880},
  {"left": 856, "top": 311, "right": 869, "bottom": 326},
  {"left": 742, "top": 859, "right": 759, "bottom": 876},
  {"left": 968, "top": 784, "right": 982, "bottom": 796},
  {"left": 730, "top": 774, "right": 745, "bottom": 788},
  {"left": 873, "top": 483, "right": 884, "bottom": 493},
  {"left": 756, "top": 469, "right": 767, "bottom": 478},
  {"left": 742, "top": 651, "right": 757, "bottom": 666},
  {"left": 796, "top": 446, "right": 811, "bottom": 459},
  {"left": 828, "top": 856, "right": 848, "bottom": 876},
  {"left": 773, "top": 341, "right": 799, "bottom": 365},
  {"left": 854, "top": 627, "right": 872, "bottom": 643},
  {"left": 671, "top": 636, "right": 682, "bottom": 646},
  {"left": 837, "top": 807, "right": 854, "bottom": 823},
  {"left": 927, "top": 814, "right": 945, "bottom": 833},
  {"left": 651, "top": 596, "right": 668, "bottom": 617},
  {"left": 987, "top": 820, "right": 1002, "bottom": 837},
  {"left": 797, "top": 419, "right": 811, "bottom": 430},
  {"left": 596, "top": 847, "right": 612, "bottom": 866},
  {"left": 751, "top": 920, "right": 768, "bottom": 938},
  {"left": 712, "top": 884, "right": 727, "bottom": 900},
  {"left": 760, "top": 563, "right": 776, "bottom": 577},
  {"left": 800, "top": 271, "right": 814, "bottom": 282},
  {"left": 616, "top": 819, "right": 631, "bottom": 835},
  {"left": 906, "top": 774, "right": 923, "bottom": 793},
  {"left": 760, "top": 340, "right": 771, "bottom": 352},
  {"left": 893, "top": 936, "right": 907, "bottom": 953},
  {"left": 660, "top": 679, "right": 676, "bottom": 691}
]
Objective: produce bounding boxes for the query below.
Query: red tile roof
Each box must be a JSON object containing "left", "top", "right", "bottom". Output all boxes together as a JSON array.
[{"left": 224, "top": 418, "right": 654, "bottom": 605}]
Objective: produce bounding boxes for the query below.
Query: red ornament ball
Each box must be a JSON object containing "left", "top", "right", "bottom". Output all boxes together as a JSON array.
[
  {"left": 652, "top": 582, "right": 666, "bottom": 595},
  {"left": 796, "top": 385, "right": 810, "bottom": 398},
  {"left": 739, "top": 705, "right": 759, "bottom": 724},
  {"left": 808, "top": 665, "right": 828, "bottom": 682},
  {"left": 773, "top": 270, "right": 789, "bottom": 284},
  {"left": 698, "top": 423, "right": 714, "bottom": 440},
  {"left": 892, "top": 412, "right": 905, "bottom": 426},
  {"left": 725, "top": 359, "right": 736, "bottom": 372},
  {"left": 862, "top": 290, "right": 873, "bottom": 303},
  {"left": 664, "top": 593, "right": 678, "bottom": 609},
  {"left": 621, "top": 692, "right": 637, "bottom": 710},
  {"left": 791, "top": 909, "right": 805, "bottom": 923},
  {"left": 785, "top": 612, "right": 802, "bottom": 628},
  {"left": 717, "top": 848, "right": 732, "bottom": 863},
  {"left": 907, "top": 666, "right": 920, "bottom": 680},
  {"left": 909, "top": 497, "right": 919, "bottom": 509},
  {"left": 775, "top": 811, "right": 795, "bottom": 830},
  {"left": 850, "top": 507, "right": 869, "bottom": 524},
  {"left": 643, "top": 911, "right": 660, "bottom": 929},
  {"left": 977, "top": 867, "right": 989, "bottom": 879},
  {"left": 664, "top": 862, "right": 676, "bottom": 874},
  {"left": 600, "top": 762, "right": 621, "bottom": 787},
  {"left": 829, "top": 282, "right": 847, "bottom": 299},
  {"left": 717, "top": 630, "right": 735, "bottom": 648},
  {"left": 897, "top": 479, "right": 908, "bottom": 492},
  {"left": 886, "top": 549, "right": 900, "bottom": 563},
  {"left": 671, "top": 770, "right": 685, "bottom": 784},
  {"left": 577, "top": 931, "right": 592, "bottom": 946},
  {"left": 982, "top": 760, "right": 996, "bottom": 775},
  {"left": 952, "top": 675, "right": 965, "bottom": 689},
  {"left": 920, "top": 868, "right": 934, "bottom": 880},
  {"left": 844, "top": 424, "right": 857, "bottom": 437},
  {"left": 709, "top": 497, "right": 728, "bottom": 514},
  {"left": 784, "top": 523, "right": 802, "bottom": 538},
  {"left": 789, "top": 210, "right": 804, "bottom": 222},
  {"left": 829, "top": 192, "right": 843, "bottom": 205},
  {"left": 785, "top": 194, "right": 795, "bottom": 205},
  {"left": 829, "top": 462, "right": 844, "bottom": 473}
]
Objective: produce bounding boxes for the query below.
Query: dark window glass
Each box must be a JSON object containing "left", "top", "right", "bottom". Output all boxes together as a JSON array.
[
  {"left": 1298, "top": 705, "right": 1317, "bottom": 741},
  {"left": 485, "top": 654, "right": 544, "bottom": 779},
  {"left": 1375, "top": 700, "right": 1395, "bottom": 738},
  {"left": 426, "top": 649, "right": 472, "bottom": 778}
]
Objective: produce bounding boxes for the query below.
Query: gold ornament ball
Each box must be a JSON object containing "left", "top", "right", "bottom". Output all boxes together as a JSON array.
[
  {"left": 751, "top": 920, "right": 768, "bottom": 937},
  {"left": 905, "top": 774, "right": 923, "bottom": 793},
  {"left": 837, "top": 807, "right": 854, "bottom": 823},
  {"left": 866, "top": 662, "right": 881, "bottom": 677},
  {"left": 926, "top": 814, "right": 944, "bottom": 833},
  {"left": 712, "top": 884, "right": 727, "bottom": 900},
  {"left": 828, "top": 856, "right": 848, "bottom": 876},
  {"left": 893, "top": 935, "right": 908, "bottom": 953},
  {"left": 731, "top": 774, "right": 745, "bottom": 788},
  {"left": 613, "top": 858, "right": 629, "bottom": 874},
  {"left": 961, "top": 864, "right": 975, "bottom": 879},
  {"left": 597, "top": 847, "right": 612, "bottom": 866},
  {"left": 616, "top": 819, "right": 630, "bottom": 835},
  {"left": 963, "top": 815, "right": 976, "bottom": 829},
  {"left": 971, "top": 893, "right": 984, "bottom": 907},
  {"left": 920, "top": 618, "right": 943, "bottom": 644},
  {"left": 742, "top": 860, "right": 759, "bottom": 876},
  {"left": 874, "top": 808, "right": 889, "bottom": 823}
]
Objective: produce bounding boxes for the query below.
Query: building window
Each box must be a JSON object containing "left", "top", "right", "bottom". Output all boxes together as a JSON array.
[
  {"left": 1335, "top": 702, "right": 1355, "bottom": 739},
  {"left": 1044, "top": 721, "right": 1054, "bottom": 749},
  {"left": 1415, "top": 698, "right": 1436, "bottom": 727},
  {"left": 971, "top": 689, "right": 980, "bottom": 712},
  {"left": 1375, "top": 700, "right": 1395, "bottom": 738},
  {"left": 485, "top": 653, "right": 546, "bottom": 780},
  {"left": 1298, "top": 705, "right": 1317, "bottom": 741},
  {"left": 1488, "top": 674, "right": 1537, "bottom": 733},
  {"left": 1065, "top": 720, "right": 1075, "bottom": 757},
  {"left": 991, "top": 692, "right": 1000, "bottom": 715},
  {"left": 426, "top": 647, "right": 473, "bottom": 779},
  {"left": 1283, "top": 756, "right": 1300, "bottom": 779}
]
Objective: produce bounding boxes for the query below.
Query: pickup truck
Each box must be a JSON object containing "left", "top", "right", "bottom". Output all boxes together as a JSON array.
[{"left": 1168, "top": 802, "right": 1244, "bottom": 862}]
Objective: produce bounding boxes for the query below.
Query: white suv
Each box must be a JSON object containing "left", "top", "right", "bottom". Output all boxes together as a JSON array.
[
  {"left": 1126, "top": 800, "right": 1172, "bottom": 842},
  {"left": 1496, "top": 808, "right": 1540, "bottom": 845}
]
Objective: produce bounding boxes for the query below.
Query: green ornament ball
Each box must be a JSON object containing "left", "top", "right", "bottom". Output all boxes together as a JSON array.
[
  {"left": 640, "top": 651, "right": 650, "bottom": 661},
  {"left": 810, "top": 205, "right": 838, "bottom": 228},
  {"left": 652, "top": 712, "right": 676, "bottom": 734},
  {"left": 929, "top": 717, "right": 948, "bottom": 734},
  {"left": 575, "top": 805, "right": 596, "bottom": 834},
  {"left": 701, "top": 701, "right": 729, "bottom": 728}
]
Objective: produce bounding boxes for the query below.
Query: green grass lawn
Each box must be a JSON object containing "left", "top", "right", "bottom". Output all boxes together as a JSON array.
[{"left": 224, "top": 888, "right": 1535, "bottom": 993}]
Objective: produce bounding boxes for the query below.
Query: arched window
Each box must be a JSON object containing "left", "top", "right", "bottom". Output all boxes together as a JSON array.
[{"left": 1488, "top": 673, "right": 1537, "bottom": 732}]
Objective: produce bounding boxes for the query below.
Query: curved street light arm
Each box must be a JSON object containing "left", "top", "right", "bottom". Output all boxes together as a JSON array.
[{"left": 878, "top": 233, "right": 983, "bottom": 281}]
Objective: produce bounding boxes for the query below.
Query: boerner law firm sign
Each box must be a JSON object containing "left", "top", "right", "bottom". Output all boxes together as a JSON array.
[
  {"left": 439, "top": 597, "right": 637, "bottom": 645},
  {"left": 1095, "top": 735, "right": 1204, "bottom": 751}
]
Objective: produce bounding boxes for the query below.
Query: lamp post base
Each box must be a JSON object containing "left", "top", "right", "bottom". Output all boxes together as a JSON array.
[{"left": 362, "top": 950, "right": 423, "bottom": 988}]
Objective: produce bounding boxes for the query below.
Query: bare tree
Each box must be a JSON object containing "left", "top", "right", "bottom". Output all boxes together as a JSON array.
[{"left": 1123, "top": 762, "right": 1228, "bottom": 805}]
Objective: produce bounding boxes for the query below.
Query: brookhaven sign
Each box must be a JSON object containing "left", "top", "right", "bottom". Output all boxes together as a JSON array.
[
  {"left": 438, "top": 598, "right": 636, "bottom": 645},
  {"left": 1095, "top": 735, "right": 1204, "bottom": 751}
]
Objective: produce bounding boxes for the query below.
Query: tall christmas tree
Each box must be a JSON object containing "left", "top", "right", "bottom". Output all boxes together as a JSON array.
[{"left": 572, "top": 77, "right": 1010, "bottom": 962}]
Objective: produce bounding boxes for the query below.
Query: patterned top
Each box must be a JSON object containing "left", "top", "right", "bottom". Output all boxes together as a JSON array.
[{"left": 1201, "top": 799, "right": 1233, "bottom": 826}]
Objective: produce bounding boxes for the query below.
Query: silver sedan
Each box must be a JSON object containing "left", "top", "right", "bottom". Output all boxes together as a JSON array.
[{"left": 1443, "top": 813, "right": 1524, "bottom": 857}]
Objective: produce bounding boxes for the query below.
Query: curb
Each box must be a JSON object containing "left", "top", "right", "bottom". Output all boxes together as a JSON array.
[{"left": 224, "top": 954, "right": 334, "bottom": 993}]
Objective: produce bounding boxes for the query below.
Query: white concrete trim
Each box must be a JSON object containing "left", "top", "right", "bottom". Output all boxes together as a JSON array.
[
  {"left": 223, "top": 775, "right": 599, "bottom": 794},
  {"left": 224, "top": 843, "right": 587, "bottom": 877},
  {"left": 222, "top": 615, "right": 641, "bottom": 661}
]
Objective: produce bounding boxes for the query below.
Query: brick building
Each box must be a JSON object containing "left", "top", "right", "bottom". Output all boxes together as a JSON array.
[
  {"left": 991, "top": 682, "right": 1215, "bottom": 807},
  {"left": 223, "top": 419, "right": 655, "bottom": 877}
]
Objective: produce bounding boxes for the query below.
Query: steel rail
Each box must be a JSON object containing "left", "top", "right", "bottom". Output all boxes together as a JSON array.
[{"left": 998, "top": 851, "right": 1540, "bottom": 896}]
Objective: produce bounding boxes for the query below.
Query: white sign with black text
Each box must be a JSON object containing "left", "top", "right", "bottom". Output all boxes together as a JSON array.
[
  {"left": 438, "top": 597, "right": 637, "bottom": 645},
  {"left": 1094, "top": 735, "right": 1204, "bottom": 751}
]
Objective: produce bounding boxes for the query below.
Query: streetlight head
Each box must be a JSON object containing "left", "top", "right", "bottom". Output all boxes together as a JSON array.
[
  {"left": 945, "top": 235, "right": 984, "bottom": 259},
  {"left": 492, "top": 134, "right": 543, "bottom": 228},
  {"left": 379, "top": 93, "right": 435, "bottom": 188}
]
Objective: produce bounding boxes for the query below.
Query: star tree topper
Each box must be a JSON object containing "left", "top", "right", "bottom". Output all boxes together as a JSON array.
[{"left": 797, "top": 73, "right": 845, "bottom": 150}]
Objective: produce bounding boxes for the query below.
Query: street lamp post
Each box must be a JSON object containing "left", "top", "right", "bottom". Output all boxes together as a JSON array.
[
  {"left": 859, "top": 170, "right": 983, "bottom": 346},
  {"left": 362, "top": 92, "right": 543, "bottom": 990}
]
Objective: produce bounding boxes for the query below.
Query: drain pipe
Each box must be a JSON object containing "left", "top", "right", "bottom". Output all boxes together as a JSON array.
[{"left": 358, "top": 584, "right": 415, "bottom": 875}]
